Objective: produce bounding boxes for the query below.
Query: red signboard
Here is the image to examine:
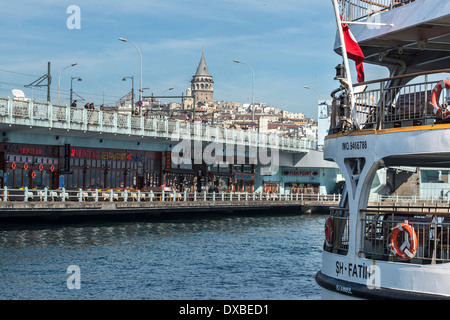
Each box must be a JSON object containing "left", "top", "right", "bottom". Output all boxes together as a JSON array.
[{"left": 19, "top": 147, "right": 42, "bottom": 156}]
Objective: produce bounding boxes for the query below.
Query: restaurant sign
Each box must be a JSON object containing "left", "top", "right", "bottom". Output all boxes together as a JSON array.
[
  {"left": 282, "top": 170, "right": 319, "bottom": 176},
  {"left": 70, "top": 148, "right": 132, "bottom": 161}
]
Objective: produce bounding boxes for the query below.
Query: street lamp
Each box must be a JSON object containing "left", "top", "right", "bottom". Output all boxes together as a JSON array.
[
  {"left": 233, "top": 60, "right": 255, "bottom": 126},
  {"left": 119, "top": 38, "right": 142, "bottom": 113},
  {"left": 159, "top": 87, "right": 174, "bottom": 109},
  {"left": 304, "top": 85, "right": 322, "bottom": 101},
  {"left": 70, "top": 76, "right": 82, "bottom": 106},
  {"left": 58, "top": 63, "right": 77, "bottom": 105},
  {"left": 123, "top": 76, "right": 134, "bottom": 114},
  {"left": 305, "top": 85, "right": 326, "bottom": 148}
]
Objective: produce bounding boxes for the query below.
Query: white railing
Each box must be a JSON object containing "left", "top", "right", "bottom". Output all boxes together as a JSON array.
[
  {"left": 341, "top": 0, "right": 415, "bottom": 22},
  {"left": 0, "top": 186, "right": 340, "bottom": 203},
  {"left": 0, "top": 97, "right": 316, "bottom": 152},
  {"left": 370, "top": 194, "right": 450, "bottom": 204},
  {"left": 330, "top": 70, "right": 450, "bottom": 134},
  {"left": 362, "top": 209, "right": 450, "bottom": 263},
  {"left": 326, "top": 205, "right": 450, "bottom": 263}
]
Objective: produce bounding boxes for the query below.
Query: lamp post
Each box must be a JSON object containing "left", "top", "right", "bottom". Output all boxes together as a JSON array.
[
  {"left": 58, "top": 63, "right": 77, "bottom": 105},
  {"left": 304, "top": 85, "right": 322, "bottom": 101},
  {"left": 70, "top": 76, "right": 82, "bottom": 106},
  {"left": 305, "top": 85, "right": 326, "bottom": 148},
  {"left": 119, "top": 38, "right": 142, "bottom": 113},
  {"left": 159, "top": 87, "right": 174, "bottom": 109},
  {"left": 123, "top": 76, "right": 134, "bottom": 114},
  {"left": 233, "top": 60, "right": 255, "bottom": 126}
]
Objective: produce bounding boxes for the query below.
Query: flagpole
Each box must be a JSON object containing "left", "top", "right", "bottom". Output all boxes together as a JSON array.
[{"left": 331, "top": 0, "right": 360, "bottom": 130}]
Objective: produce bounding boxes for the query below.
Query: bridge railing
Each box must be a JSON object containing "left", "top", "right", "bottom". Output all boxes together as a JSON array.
[
  {"left": 1, "top": 187, "right": 341, "bottom": 203},
  {"left": 370, "top": 194, "right": 450, "bottom": 204},
  {"left": 0, "top": 97, "right": 316, "bottom": 152}
]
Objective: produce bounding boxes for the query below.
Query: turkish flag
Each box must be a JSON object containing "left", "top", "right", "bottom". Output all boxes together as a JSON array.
[{"left": 341, "top": 16, "right": 365, "bottom": 83}]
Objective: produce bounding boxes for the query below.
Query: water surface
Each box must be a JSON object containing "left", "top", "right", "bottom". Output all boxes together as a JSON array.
[{"left": 0, "top": 213, "right": 326, "bottom": 300}]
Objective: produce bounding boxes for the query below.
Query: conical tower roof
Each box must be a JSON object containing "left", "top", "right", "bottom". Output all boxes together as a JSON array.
[{"left": 195, "top": 49, "right": 210, "bottom": 76}]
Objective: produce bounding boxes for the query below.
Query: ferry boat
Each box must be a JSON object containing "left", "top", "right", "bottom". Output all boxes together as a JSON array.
[{"left": 315, "top": 0, "right": 450, "bottom": 299}]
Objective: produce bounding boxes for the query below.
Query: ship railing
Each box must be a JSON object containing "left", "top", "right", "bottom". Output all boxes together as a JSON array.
[
  {"left": 0, "top": 97, "right": 316, "bottom": 153},
  {"left": 330, "top": 69, "right": 450, "bottom": 133},
  {"left": 341, "top": 0, "right": 416, "bottom": 22},
  {"left": 354, "top": 78, "right": 435, "bottom": 129},
  {"left": 361, "top": 208, "right": 450, "bottom": 263},
  {"left": 325, "top": 207, "right": 350, "bottom": 255},
  {"left": 1, "top": 187, "right": 340, "bottom": 203}
]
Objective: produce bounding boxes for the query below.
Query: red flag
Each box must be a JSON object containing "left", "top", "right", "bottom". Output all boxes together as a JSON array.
[{"left": 341, "top": 16, "right": 365, "bottom": 83}]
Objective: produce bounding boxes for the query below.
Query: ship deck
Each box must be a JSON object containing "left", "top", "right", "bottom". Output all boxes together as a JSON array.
[{"left": 337, "top": 0, "right": 450, "bottom": 74}]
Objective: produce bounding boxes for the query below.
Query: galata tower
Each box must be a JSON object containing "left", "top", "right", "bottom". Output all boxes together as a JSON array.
[{"left": 191, "top": 49, "right": 214, "bottom": 107}]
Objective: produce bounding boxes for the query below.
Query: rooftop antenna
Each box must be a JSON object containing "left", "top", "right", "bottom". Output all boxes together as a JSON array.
[{"left": 25, "top": 62, "right": 52, "bottom": 103}]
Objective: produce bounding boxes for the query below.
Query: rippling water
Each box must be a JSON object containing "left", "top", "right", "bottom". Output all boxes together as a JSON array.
[{"left": 0, "top": 213, "right": 327, "bottom": 300}]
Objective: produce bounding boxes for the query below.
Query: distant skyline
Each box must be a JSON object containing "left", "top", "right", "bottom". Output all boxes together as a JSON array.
[{"left": 0, "top": 0, "right": 389, "bottom": 118}]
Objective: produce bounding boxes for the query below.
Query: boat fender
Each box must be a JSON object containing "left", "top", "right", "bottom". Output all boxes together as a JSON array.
[
  {"left": 431, "top": 80, "right": 450, "bottom": 119},
  {"left": 388, "top": 222, "right": 418, "bottom": 260},
  {"left": 325, "top": 217, "right": 334, "bottom": 248}
]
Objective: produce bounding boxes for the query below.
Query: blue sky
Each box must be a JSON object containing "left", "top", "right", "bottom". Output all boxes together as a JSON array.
[{"left": 0, "top": 0, "right": 387, "bottom": 118}]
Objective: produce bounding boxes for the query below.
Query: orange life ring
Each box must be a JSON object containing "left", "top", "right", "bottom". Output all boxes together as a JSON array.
[
  {"left": 23, "top": 163, "right": 28, "bottom": 170},
  {"left": 389, "top": 222, "right": 418, "bottom": 260},
  {"left": 325, "top": 217, "right": 334, "bottom": 248},
  {"left": 39, "top": 164, "right": 44, "bottom": 171},
  {"left": 31, "top": 171, "right": 36, "bottom": 179},
  {"left": 431, "top": 80, "right": 450, "bottom": 119},
  {"left": 11, "top": 162, "right": 16, "bottom": 170},
  {"left": 50, "top": 165, "right": 55, "bottom": 172}
]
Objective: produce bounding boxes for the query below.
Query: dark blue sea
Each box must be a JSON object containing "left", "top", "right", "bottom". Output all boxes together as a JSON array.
[{"left": 0, "top": 213, "right": 326, "bottom": 300}]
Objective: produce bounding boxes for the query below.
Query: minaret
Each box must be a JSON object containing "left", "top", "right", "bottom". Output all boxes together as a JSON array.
[{"left": 191, "top": 49, "right": 214, "bottom": 107}]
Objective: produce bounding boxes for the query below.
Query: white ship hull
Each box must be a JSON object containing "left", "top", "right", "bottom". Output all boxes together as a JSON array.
[{"left": 317, "top": 252, "right": 450, "bottom": 299}]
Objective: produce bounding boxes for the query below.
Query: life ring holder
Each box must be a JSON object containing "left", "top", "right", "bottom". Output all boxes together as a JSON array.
[
  {"left": 325, "top": 216, "right": 334, "bottom": 248},
  {"left": 388, "top": 222, "right": 418, "bottom": 260},
  {"left": 431, "top": 80, "right": 450, "bottom": 119}
]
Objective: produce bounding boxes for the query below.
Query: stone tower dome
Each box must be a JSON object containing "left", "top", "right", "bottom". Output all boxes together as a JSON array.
[{"left": 191, "top": 49, "right": 214, "bottom": 107}]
